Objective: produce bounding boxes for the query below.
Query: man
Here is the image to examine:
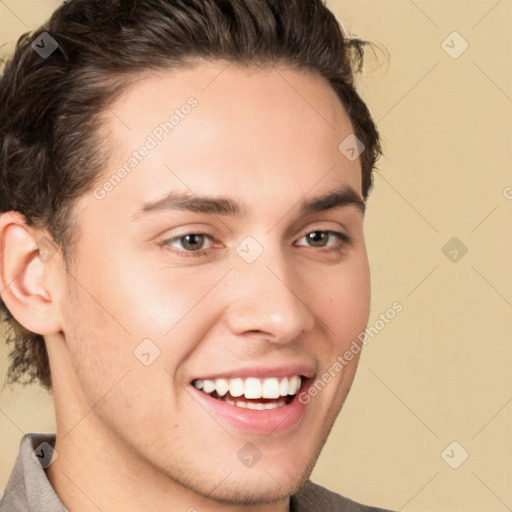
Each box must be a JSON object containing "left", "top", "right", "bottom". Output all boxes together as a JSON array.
[{"left": 0, "top": 0, "right": 390, "bottom": 510}]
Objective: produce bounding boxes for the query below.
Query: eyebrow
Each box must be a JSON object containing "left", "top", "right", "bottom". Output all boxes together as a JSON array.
[{"left": 131, "top": 184, "right": 366, "bottom": 220}]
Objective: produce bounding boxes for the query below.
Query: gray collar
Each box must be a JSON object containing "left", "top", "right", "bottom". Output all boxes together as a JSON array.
[{"left": 0, "top": 433, "right": 67, "bottom": 512}]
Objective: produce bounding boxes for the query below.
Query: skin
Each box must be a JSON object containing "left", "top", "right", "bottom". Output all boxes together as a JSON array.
[{"left": 0, "top": 61, "right": 371, "bottom": 512}]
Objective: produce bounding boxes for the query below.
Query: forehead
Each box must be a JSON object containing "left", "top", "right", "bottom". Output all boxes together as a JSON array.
[
  {"left": 89, "top": 61, "right": 362, "bottom": 220},
  {"left": 106, "top": 60, "right": 349, "bottom": 132}
]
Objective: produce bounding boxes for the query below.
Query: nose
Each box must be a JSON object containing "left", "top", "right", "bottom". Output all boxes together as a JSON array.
[{"left": 224, "top": 246, "right": 315, "bottom": 343}]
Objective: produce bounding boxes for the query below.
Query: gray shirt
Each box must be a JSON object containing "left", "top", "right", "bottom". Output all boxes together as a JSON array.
[{"left": 0, "top": 433, "right": 392, "bottom": 512}]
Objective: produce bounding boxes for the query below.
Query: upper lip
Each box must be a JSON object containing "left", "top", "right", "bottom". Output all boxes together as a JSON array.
[{"left": 189, "top": 364, "right": 316, "bottom": 383}]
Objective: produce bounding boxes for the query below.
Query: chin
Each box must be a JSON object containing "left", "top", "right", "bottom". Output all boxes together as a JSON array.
[
  {"left": 203, "top": 470, "right": 309, "bottom": 505},
  {"left": 163, "top": 454, "right": 313, "bottom": 506}
]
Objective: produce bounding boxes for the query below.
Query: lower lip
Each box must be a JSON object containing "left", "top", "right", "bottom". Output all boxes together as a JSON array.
[{"left": 189, "top": 379, "right": 311, "bottom": 435}]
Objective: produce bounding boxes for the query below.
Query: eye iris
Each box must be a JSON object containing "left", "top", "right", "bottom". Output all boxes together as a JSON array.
[
  {"left": 308, "top": 231, "right": 327, "bottom": 247},
  {"left": 182, "top": 234, "right": 204, "bottom": 251}
]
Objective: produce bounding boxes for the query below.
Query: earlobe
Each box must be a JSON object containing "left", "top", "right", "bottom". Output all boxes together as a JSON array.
[{"left": 0, "top": 211, "right": 63, "bottom": 335}]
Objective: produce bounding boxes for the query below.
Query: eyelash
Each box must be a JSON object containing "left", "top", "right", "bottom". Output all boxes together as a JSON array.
[{"left": 161, "top": 230, "right": 352, "bottom": 258}]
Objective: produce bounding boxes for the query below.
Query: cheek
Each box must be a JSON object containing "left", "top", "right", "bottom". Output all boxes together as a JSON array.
[
  {"left": 61, "top": 284, "right": 176, "bottom": 436},
  {"left": 60, "top": 286, "right": 130, "bottom": 399},
  {"left": 319, "top": 257, "right": 371, "bottom": 345},
  {"left": 101, "top": 248, "right": 229, "bottom": 340},
  {"left": 61, "top": 238, "right": 225, "bottom": 380}
]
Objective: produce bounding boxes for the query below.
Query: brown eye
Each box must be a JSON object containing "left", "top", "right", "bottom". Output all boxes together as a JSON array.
[
  {"left": 178, "top": 234, "right": 207, "bottom": 251},
  {"left": 296, "top": 230, "right": 351, "bottom": 251},
  {"left": 162, "top": 233, "right": 215, "bottom": 257},
  {"left": 306, "top": 231, "right": 329, "bottom": 247}
]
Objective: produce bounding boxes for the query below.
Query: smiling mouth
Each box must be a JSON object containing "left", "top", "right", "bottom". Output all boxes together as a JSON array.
[{"left": 191, "top": 376, "right": 303, "bottom": 410}]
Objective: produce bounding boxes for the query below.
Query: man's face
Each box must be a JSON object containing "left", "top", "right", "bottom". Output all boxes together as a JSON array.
[{"left": 55, "top": 61, "right": 370, "bottom": 503}]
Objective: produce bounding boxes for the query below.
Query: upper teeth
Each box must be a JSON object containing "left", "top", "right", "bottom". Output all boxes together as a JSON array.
[{"left": 193, "top": 376, "right": 302, "bottom": 399}]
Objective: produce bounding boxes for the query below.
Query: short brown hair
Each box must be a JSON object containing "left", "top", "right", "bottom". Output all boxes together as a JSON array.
[{"left": 0, "top": 0, "right": 381, "bottom": 392}]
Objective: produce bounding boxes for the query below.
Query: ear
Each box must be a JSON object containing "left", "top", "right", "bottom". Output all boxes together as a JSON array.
[{"left": 0, "top": 211, "right": 63, "bottom": 335}]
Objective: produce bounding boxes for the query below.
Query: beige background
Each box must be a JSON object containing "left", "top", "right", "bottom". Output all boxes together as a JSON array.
[{"left": 1, "top": 1, "right": 511, "bottom": 510}]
